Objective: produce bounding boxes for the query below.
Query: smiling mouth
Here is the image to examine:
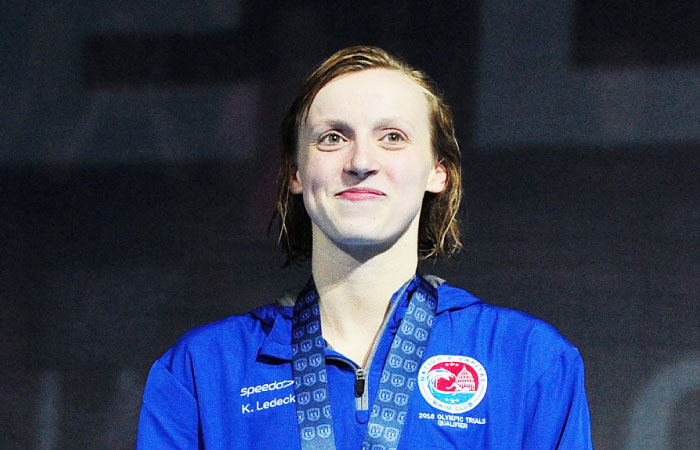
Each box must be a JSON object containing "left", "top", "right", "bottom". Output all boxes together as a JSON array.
[{"left": 336, "top": 188, "right": 386, "bottom": 201}]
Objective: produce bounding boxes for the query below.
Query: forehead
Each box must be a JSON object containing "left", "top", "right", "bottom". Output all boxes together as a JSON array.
[{"left": 304, "top": 68, "right": 430, "bottom": 128}]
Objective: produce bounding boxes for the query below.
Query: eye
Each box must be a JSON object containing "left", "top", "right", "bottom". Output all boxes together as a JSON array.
[
  {"left": 318, "top": 131, "right": 347, "bottom": 148},
  {"left": 380, "top": 130, "right": 408, "bottom": 147}
]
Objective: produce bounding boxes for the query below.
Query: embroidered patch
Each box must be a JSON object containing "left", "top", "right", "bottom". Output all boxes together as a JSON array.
[{"left": 418, "top": 355, "right": 487, "bottom": 413}]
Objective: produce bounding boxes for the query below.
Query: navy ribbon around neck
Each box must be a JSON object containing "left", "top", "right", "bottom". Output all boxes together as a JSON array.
[{"left": 291, "top": 275, "right": 438, "bottom": 450}]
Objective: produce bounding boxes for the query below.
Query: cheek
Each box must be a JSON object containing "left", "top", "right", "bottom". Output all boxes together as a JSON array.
[
  {"left": 297, "top": 159, "right": 330, "bottom": 195},
  {"left": 391, "top": 158, "right": 433, "bottom": 190}
]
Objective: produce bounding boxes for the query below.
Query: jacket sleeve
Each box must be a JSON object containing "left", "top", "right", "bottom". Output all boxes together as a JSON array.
[
  {"left": 522, "top": 347, "right": 594, "bottom": 450},
  {"left": 135, "top": 359, "right": 199, "bottom": 450}
]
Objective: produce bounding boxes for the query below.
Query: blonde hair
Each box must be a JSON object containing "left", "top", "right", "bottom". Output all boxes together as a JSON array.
[{"left": 274, "top": 46, "right": 462, "bottom": 264}]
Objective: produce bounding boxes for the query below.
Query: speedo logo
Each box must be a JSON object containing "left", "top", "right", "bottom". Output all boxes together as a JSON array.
[{"left": 240, "top": 380, "right": 294, "bottom": 397}]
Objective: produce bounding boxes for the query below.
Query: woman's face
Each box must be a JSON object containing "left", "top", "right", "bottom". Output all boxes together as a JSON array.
[{"left": 290, "top": 68, "right": 447, "bottom": 254}]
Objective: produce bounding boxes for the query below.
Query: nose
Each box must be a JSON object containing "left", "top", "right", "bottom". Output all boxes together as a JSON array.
[{"left": 344, "top": 137, "right": 379, "bottom": 180}]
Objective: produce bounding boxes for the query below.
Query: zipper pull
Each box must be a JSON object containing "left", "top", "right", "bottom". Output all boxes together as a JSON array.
[{"left": 354, "top": 368, "right": 368, "bottom": 398}]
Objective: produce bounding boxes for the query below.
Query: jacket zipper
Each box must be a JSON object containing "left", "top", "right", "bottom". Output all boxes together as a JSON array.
[
  {"left": 325, "top": 356, "right": 370, "bottom": 412},
  {"left": 354, "top": 368, "right": 368, "bottom": 410}
]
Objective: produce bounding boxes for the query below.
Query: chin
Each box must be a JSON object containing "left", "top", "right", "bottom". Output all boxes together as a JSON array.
[
  {"left": 329, "top": 225, "right": 392, "bottom": 244},
  {"left": 331, "top": 231, "right": 405, "bottom": 254},
  {"left": 314, "top": 217, "right": 419, "bottom": 255}
]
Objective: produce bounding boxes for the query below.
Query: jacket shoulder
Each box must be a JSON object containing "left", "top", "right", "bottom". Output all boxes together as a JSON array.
[
  {"left": 439, "top": 282, "right": 574, "bottom": 350},
  {"left": 157, "top": 303, "right": 286, "bottom": 370},
  {"left": 437, "top": 283, "right": 579, "bottom": 387}
]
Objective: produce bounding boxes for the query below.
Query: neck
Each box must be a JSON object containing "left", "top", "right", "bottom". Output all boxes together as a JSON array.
[{"left": 310, "top": 225, "right": 419, "bottom": 366}]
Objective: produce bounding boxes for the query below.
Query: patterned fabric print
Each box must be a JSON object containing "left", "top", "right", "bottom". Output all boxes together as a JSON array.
[
  {"left": 362, "top": 276, "right": 437, "bottom": 450},
  {"left": 292, "top": 277, "right": 438, "bottom": 450},
  {"left": 292, "top": 281, "right": 337, "bottom": 450}
]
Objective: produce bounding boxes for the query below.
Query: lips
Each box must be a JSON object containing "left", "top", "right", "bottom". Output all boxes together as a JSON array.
[{"left": 336, "top": 188, "right": 386, "bottom": 201}]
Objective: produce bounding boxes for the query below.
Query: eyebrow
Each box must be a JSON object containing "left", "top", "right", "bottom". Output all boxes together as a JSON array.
[
  {"left": 374, "top": 116, "right": 415, "bottom": 130},
  {"left": 302, "top": 120, "right": 352, "bottom": 141},
  {"left": 308, "top": 119, "right": 352, "bottom": 131}
]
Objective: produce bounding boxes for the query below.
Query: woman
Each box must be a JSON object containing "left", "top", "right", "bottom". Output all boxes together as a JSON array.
[{"left": 136, "top": 46, "right": 593, "bottom": 449}]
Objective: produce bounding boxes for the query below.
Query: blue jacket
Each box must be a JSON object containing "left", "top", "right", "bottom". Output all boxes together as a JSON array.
[{"left": 137, "top": 280, "right": 593, "bottom": 449}]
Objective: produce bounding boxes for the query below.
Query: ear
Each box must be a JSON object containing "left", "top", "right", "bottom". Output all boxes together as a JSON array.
[
  {"left": 289, "top": 168, "right": 303, "bottom": 194},
  {"left": 426, "top": 160, "right": 448, "bottom": 193}
]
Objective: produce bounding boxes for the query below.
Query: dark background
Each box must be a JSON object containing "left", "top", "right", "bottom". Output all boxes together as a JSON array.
[{"left": 1, "top": 1, "right": 698, "bottom": 449}]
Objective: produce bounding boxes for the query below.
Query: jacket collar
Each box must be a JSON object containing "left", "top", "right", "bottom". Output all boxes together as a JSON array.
[
  {"left": 256, "top": 277, "right": 482, "bottom": 362},
  {"left": 256, "top": 303, "right": 293, "bottom": 361}
]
